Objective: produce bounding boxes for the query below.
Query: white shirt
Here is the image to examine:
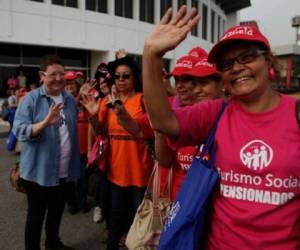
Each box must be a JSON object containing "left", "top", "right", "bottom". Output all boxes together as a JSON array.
[{"left": 50, "top": 94, "right": 71, "bottom": 178}]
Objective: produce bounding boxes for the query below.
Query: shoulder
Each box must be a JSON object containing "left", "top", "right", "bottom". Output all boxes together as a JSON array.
[
  {"left": 280, "top": 94, "right": 297, "bottom": 105},
  {"left": 20, "top": 88, "right": 40, "bottom": 106}
]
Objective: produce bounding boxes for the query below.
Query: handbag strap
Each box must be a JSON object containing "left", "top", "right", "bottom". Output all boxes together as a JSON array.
[
  {"left": 145, "top": 162, "right": 173, "bottom": 206},
  {"left": 198, "top": 101, "right": 227, "bottom": 167}
]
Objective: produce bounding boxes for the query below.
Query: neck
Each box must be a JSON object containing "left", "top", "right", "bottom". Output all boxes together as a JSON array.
[
  {"left": 235, "top": 88, "right": 280, "bottom": 113},
  {"left": 120, "top": 89, "right": 135, "bottom": 100},
  {"left": 45, "top": 87, "right": 61, "bottom": 96}
]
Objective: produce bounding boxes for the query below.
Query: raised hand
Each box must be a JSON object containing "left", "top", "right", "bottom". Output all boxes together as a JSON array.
[
  {"left": 144, "top": 6, "right": 200, "bottom": 56},
  {"left": 44, "top": 103, "right": 64, "bottom": 126},
  {"left": 106, "top": 84, "right": 122, "bottom": 109},
  {"left": 80, "top": 93, "right": 99, "bottom": 116}
]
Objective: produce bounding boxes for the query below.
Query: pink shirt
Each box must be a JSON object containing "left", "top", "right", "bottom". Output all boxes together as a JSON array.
[{"left": 172, "top": 95, "right": 300, "bottom": 250}]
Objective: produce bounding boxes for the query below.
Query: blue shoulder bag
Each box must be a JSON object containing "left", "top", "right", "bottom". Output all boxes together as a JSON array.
[{"left": 158, "top": 102, "right": 227, "bottom": 250}]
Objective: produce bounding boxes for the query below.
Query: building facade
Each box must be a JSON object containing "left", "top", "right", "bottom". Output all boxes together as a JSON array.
[{"left": 0, "top": 0, "right": 250, "bottom": 97}]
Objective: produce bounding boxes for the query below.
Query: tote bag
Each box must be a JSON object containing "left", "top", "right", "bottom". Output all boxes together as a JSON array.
[
  {"left": 125, "top": 163, "right": 172, "bottom": 250},
  {"left": 158, "top": 102, "right": 227, "bottom": 250}
]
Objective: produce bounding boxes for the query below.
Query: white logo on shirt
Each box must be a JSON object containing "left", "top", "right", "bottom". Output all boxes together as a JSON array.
[{"left": 240, "top": 140, "right": 273, "bottom": 170}]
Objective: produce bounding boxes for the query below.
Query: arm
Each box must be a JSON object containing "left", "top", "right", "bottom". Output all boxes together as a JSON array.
[
  {"left": 13, "top": 97, "right": 63, "bottom": 141},
  {"left": 31, "top": 103, "right": 63, "bottom": 137},
  {"left": 113, "top": 103, "right": 144, "bottom": 138},
  {"left": 143, "top": 6, "right": 199, "bottom": 137},
  {"left": 155, "top": 132, "right": 176, "bottom": 167},
  {"left": 80, "top": 94, "right": 103, "bottom": 135},
  {"left": 87, "top": 123, "right": 94, "bottom": 157}
]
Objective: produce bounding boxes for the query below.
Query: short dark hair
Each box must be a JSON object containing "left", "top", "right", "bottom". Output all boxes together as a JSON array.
[{"left": 40, "top": 54, "right": 64, "bottom": 72}]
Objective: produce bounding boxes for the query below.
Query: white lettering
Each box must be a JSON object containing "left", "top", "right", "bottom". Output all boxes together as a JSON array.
[
  {"left": 265, "top": 174, "right": 300, "bottom": 189},
  {"left": 220, "top": 184, "right": 295, "bottom": 205}
]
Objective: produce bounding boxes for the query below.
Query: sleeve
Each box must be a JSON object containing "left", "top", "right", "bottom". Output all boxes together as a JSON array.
[
  {"left": 12, "top": 95, "right": 39, "bottom": 142},
  {"left": 136, "top": 114, "right": 154, "bottom": 140},
  {"left": 168, "top": 99, "right": 224, "bottom": 149}
]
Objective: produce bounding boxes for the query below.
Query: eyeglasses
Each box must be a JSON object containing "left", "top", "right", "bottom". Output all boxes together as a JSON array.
[
  {"left": 41, "top": 71, "right": 65, "bottom": 79},
  {"left": 114, "top": 73, "right": 131, "bottom": 80},
  {"left": 217, "top": 49, "right": 267, "bottom": 72}
]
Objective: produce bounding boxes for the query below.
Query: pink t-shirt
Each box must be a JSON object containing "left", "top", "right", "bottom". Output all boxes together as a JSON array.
[{"left": 172, "top": 95, "right": 300, "bottom": 250}]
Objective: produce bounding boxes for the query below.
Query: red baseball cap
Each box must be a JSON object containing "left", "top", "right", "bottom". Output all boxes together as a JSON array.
[
  {"left": 184, "top": 58, "right": 217, "bottom": 78},
  {"left": 64, "top": 70, "right": 77, "bottom": 80},
  {"left": 168, "top": 55, "right": 199, "bottom": 78},
  {"left": 208, "top": 25, "right": 270, "bottom": 63},
  {"left": 188, "top": 47, "right": 208, "bottom": 59}
]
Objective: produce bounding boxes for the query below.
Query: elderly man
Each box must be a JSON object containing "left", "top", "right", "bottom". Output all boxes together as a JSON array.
[{"left": 13, "top": 54, "right": 80, "bottom": 250}]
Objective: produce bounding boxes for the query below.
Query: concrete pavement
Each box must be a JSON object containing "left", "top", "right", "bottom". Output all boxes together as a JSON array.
[{"left": 0, "top": 124, "right": 107, "bottom": 250}]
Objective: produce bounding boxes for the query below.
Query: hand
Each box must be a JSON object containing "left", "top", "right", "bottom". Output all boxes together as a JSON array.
[
  {"left": 106, "top": 85, "right": 122, "bottom": 110},
  {"left": 144, "top": 6, "right": 200, "bottom": 56},
  {"left": 44, "top": 103, "right": 63, "bottom": 126},
  {"left": 80, "top": 93, "right": 99, "bottom": 116},
  {"left": 79, "top": 78, "right": 97, "bottom": 96}
]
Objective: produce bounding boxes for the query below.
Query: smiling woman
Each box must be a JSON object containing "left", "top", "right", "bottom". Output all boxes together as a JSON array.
[{"left": 142, "top": 6, "right": 300, "bottom": 250}]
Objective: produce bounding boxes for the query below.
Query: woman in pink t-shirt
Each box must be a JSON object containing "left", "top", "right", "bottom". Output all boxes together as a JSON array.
[
  {"left": 156, "top": 53, "right": 224, "bottom": 200},
  {"left": 143, "top": 6, "right": 300, "bottom": 250}
]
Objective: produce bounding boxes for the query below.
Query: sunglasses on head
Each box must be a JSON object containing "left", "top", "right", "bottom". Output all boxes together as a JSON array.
[
  {"left": 217, "top": 49, "right": 267, "bottom": 72},
  {"left": 114, "top": 73, "right": 131, "bottom": 80}
]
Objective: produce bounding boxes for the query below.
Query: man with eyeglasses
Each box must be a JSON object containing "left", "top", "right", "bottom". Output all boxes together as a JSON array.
[{"left": 13, "top": 54, "right": 80, "bottom": 250}]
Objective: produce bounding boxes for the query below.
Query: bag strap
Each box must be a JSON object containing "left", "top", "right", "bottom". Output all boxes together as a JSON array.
[
  {"left": 296, "top": 99, "right": 300, "bottom": 128},
  {"left": 145, "top": 162, "right": 173, "bottom": 206},
  {"left": 198, "top": 101, "right": 227, "bottom": 167}
]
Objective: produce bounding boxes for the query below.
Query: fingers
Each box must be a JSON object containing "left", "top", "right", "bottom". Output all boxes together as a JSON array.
[
  {"left": 89, "top": 79, "right": 98, "bottom": 88},
  {"left": 176, "top": 8, "right": 198, "bottom": 28},
  {"left": 160, "top": 8, "right": 173, "bottom": 25},
  {"left": 169, "top": 5, "right": 187, "bottom": 25},
  {"left": 111, "top": 85, "right": 119, "bottom": 99},
  {"left": 52, "top": 103, "right": 63, "bottom": 114}
]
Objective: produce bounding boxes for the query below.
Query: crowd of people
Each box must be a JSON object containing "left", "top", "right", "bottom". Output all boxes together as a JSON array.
[{"left": 7, "top": 5, "right": 300, "bottom": 250}]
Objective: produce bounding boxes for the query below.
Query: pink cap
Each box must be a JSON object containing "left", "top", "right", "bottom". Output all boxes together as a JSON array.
[
  {"left": 188, "top": 47, "right": 208, "bottom": 59},
  {"left": 184, "top": 58, "right": 217, "bottom": 78},
  {"left": 64, "top": 70, "right": 77, "bottom": 80},
  {"left": 208, "top": 25, "right": 270, "bottom": 63}
]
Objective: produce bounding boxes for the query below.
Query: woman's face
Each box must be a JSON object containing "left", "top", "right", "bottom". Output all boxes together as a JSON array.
[
  {"left": 218, "top": 44, "right": 270, "bottom": 100},
  {"left": 99, "top": 82, "right": 110, "bottom": 96},
  {"left": 114, "top": 65, "right": 134, "bottom": 93},
  {"left": 193, "top": 77, "right": 222, "bottom": 102},
  {"left": 174, "top": 75, "right": 196, "bottom": 106}
]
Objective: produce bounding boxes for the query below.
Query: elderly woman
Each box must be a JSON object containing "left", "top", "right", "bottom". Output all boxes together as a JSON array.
[
  {"left": 142, "top": 6, "right": 300, "bottom": 250},
  {"left": 81, "top": 56, "right": 153, "bottom": 250}
]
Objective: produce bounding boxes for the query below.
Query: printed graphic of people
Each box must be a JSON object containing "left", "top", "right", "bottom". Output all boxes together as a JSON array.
[
  {"left": 259, "top": 145, "right": 268, "bottom": 169},
  {"left": 240, "top": 140, "right": 273, "bottom": 170}
]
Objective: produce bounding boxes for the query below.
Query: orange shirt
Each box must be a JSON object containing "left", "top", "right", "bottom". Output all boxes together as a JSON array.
[
  {"left": 77, "top": 107, "right": 89, "bottom": 155},
  {"left": 98, "top": 93, "right": 153, "bottom": 187}
]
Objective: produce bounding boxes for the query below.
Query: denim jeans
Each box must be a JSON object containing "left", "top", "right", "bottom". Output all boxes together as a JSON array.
[
  {"left": 23, "top": 179, "right": 69, "bottom": 250},
  {"left": 106, "top": 182, "right": 145, "bottom": 250}
]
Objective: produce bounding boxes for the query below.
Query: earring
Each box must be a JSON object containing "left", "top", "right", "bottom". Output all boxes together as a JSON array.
[{"left": 268, "top": 67, "right": 275, "bottom": 81}]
